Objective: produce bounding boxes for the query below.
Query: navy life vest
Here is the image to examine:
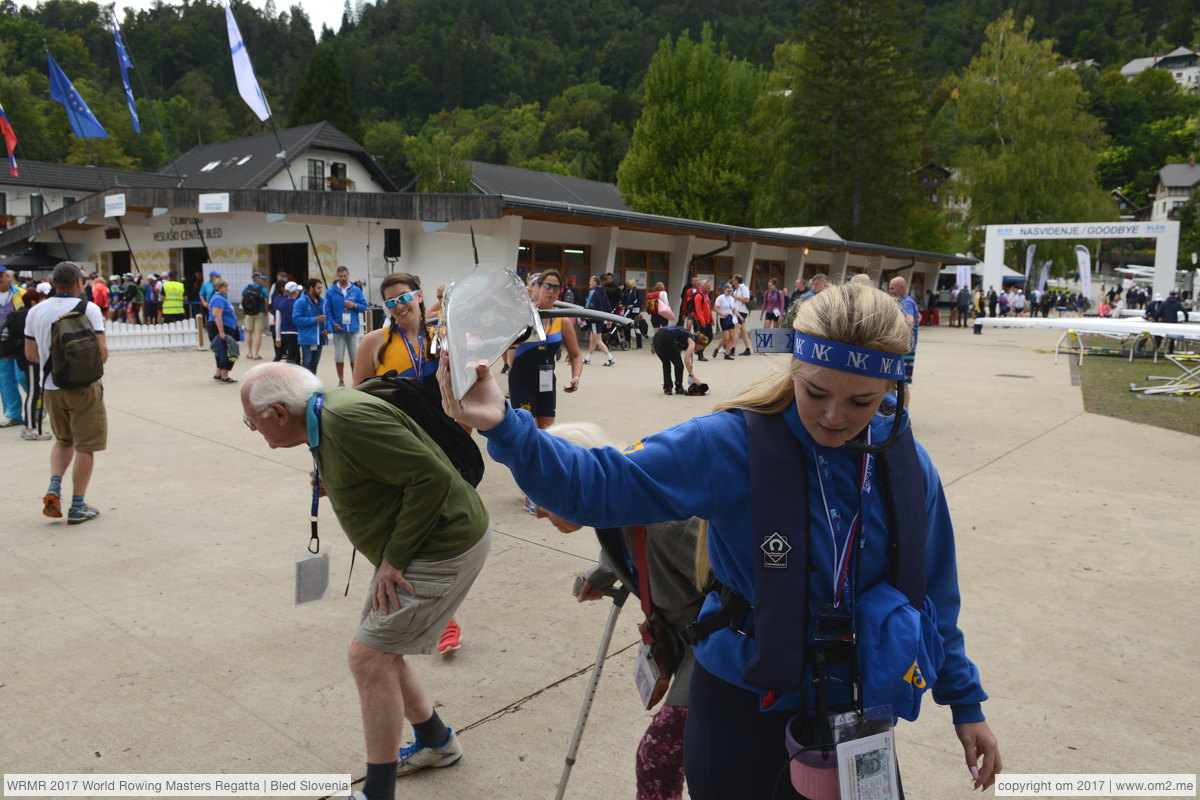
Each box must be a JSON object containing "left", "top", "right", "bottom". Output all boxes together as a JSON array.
[{"left": 688, "top": 410, "right": 927, "bottom": 702}]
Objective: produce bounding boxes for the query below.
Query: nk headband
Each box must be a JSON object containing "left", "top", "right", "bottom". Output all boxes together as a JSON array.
[{"left": 792, "top": 334, "right": 907, "bottom": 381}]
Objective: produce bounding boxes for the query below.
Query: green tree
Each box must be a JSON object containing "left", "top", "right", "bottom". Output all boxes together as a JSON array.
[
  {"left": 949, "top": 11, "right": 1116, "bottom": 257},
  {"left": 287, "top": 43, "right": 362, "bottom": 141},
  {"left": 616, "top": 25, "right": 764, "bottom": 225},
  {"left": 404, "top": 130, "right": 472, "bottom": 192},
  {"left": 1089, "top": 67, "right": 1198, "bottom": 205},
  {"left": 362, "top": 119, "right": 408, "bottom": 184},
  {"left": 753, "top": 0, "right": 927, "bottom": 246}
]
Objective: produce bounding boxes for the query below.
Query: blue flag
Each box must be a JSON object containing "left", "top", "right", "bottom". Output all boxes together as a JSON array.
[
  {"left": 112, "top": 17, "right": 141, "bottom": 134},
  {"left": 47, "top": 53, "right": 109, "bottom": 138}
]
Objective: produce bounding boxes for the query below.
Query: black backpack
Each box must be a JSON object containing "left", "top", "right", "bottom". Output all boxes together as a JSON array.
[
  {"left": 355, "top": 372, "right": 485, "bottom": 487},
  {"left": 50, "top": 300, "right": 104, "bottom": 389},
  {"left": 241, "top": 284, "right": 264, "bottom": 315},
  {"left": 0, "top": 306, "right": 25, "bottom": 359}
]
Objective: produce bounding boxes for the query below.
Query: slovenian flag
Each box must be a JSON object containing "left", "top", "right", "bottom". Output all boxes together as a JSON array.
[
  {"left": 0, "top": 100, "right": 17, "bottom": 176},
  {"left": 112, "top": 14, "right": 141, "bottom": 133}
]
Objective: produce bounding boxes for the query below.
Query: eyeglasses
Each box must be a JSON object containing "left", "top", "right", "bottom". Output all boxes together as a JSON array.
[
  {"left": 383, "top": 292, "right": 415, "bottom": 308},
  {"left": 541, "top": 283, "right": 561, "bottom": 292},
  {"left": 242, "top": 406, "right": 274, "bottom": 431}
]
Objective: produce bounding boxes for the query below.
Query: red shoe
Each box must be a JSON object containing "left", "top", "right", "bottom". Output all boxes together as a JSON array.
[
  {"left": 43, "top": 492, "right": 62, "bottom": 518},
  {"left": 438, "top": 620, "right": 461, "bottom": 654}
]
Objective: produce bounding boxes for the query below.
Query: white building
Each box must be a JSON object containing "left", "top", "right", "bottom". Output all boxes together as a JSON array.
[
  {"left": 1147, "top": 161, "right": 1200, "bottom": 221},
  {"left": 0, "top": 123, "right": 973, "bottom": 303},
  {"left": 1120, "top": 46, "right": 1200, "bottom": 91}
]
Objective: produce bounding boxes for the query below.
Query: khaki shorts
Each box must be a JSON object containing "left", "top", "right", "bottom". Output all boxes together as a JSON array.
[
  {"left": 356, "top": 528, "right": 491, "bottom": 654},
  {"left": 44, "top": 382, "right": 108, "bottom": 453},
  {"left": 244, "top": 312, "right": 270, "bottom": 332}
]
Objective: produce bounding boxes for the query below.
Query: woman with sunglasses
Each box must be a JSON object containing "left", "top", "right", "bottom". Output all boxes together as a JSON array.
[
  {"left": 506, "top": 268, "right": 584, "bottom": 430},
  {"left": 353, "top": 273, "right": 438, "bottom": 387}
]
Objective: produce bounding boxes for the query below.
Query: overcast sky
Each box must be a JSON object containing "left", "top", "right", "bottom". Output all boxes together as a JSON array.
[{"left": 16, "top": 0, "right": 349, "bottom": 39}]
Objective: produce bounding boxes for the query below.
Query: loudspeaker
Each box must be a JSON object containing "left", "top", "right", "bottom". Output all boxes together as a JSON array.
[{"left": 384, "top": 228, "right": 401, "bottom": 259}]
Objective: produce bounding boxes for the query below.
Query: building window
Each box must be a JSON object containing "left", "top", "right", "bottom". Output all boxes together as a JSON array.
[
  {"left": 30, "top": 193, "right": 43, "bottom": 216},
  {"left": 693, "top": 254, "right": 733, "bottom": 289},
  {"left": 63, "top": 196, "right": 76, "bottom": 207},
  {"left": 615, "top": 248, "right": 669, "bottom": 289},
  {"left": 306, "top": 158, "right": 325, "bottom": 191},
  {"left": 517, "top": 240, "right": 591, "bottom": 285},
  {"left": 0, "top": 192, "right": 6, "bottom": 216}
]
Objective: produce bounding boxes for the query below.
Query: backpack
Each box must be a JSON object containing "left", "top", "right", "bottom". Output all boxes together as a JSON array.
[
  {"left": 241, "top": 284, "right": 264, "bottom": 315},
  {"left": 0, "top": 307, "right": 25, "bottom": 359},
  {"left": 355, "top": 372, "right": 485, "bottom": 487},
  {"left": 49, "top": 300, "right": 104, "bottom": 389}
]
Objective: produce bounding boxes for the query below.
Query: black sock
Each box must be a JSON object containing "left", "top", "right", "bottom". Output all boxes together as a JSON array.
[
  {"left": 412, "top": 710, "right": 450, "bottom": 748},
  {"left": 363, "top": 761, "right": 396, "bottom": 800}
]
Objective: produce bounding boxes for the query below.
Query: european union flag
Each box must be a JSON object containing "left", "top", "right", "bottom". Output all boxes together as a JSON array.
[
  {"left": 112, "top": 18, "right": 141, "bottom": 134},
  {"left": 47, "top": 53, "right": 109, "bottom": 138}
]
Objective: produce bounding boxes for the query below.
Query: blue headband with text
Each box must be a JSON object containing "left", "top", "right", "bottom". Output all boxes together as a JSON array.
[{"left": 792, "top": 334, "right": 907, "bottom": 381}]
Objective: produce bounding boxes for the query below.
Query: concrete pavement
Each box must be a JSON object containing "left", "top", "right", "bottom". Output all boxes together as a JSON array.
[{"left": 2, "top": 321, "right": 1197, "bottom": 799}]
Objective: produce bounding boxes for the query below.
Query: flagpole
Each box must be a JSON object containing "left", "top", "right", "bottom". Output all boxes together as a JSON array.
[
  {"left": 111, "top": 10, "right": 212, "bottom": 264},
  {"left": 45, "top": 41, "right": 140, "bottom": 275},
  {"left": 266, "top": 116, "right": 330, "bottom": 289}
]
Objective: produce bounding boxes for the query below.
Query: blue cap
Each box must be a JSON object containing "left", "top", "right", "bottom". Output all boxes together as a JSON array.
[
  {"left": 209, "top": 270, "right": 221, "bottom": 276},
  {"left": 0, "top": 265, "right": 8, "bottom": 272}
]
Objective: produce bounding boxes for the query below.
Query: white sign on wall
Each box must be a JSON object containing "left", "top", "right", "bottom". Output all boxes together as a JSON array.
[
  {"left": 198, "top": 193, "right": 231, "bottom": 214},
  {"left": 206, "top": 263, "right": 253, "bottom": 305},
  {"left": 104, "top": 194, "right": 126, "bottom": 218}
]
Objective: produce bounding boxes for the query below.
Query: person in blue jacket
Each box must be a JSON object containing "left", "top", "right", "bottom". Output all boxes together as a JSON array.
[
  {"left": 272, "top": 280, "right": 300, "bottom": 365},
  {"left": 324, "top": 265, "right": 368, "bottom": 387},
  {"left": 439, "top": 281, "right": 1002, "bottom": 799},
  {"left": 291, "top": 278, "right": 327, "bottom": 374}
]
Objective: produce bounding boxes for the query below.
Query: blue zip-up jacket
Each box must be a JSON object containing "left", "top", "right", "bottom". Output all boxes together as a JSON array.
[
  {"left": 324, "top": 282, "right": 368, "bottom": 333},
  {"left": 273, "top": 295, "right": 297, "bottom": 335},
  {"left": 291, "top": 293, "right": 325, "bottom": 346},
  {"left": 481, "top": 403, "right": 987, "bottom": 723}
]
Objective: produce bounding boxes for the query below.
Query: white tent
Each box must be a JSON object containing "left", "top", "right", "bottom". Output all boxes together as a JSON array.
[{"left": 939, "top": 263, "right": 1025, "bottom": 280}]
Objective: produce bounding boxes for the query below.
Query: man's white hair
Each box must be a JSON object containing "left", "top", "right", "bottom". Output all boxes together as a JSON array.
[{"left": 243, "top": 362, "right": 324, "bottom": 414}]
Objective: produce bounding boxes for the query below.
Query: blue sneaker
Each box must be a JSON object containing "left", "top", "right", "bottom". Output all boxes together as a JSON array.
[{"left": 396, "top": 728, "right": 463, "bottom": 776}]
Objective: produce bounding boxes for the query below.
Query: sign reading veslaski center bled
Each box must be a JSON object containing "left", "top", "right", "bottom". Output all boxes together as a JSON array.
[{"left": 152, "top": 215, "right": 223, "bottom": 243}]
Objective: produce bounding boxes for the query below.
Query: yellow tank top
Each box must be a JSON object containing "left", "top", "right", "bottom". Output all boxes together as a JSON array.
[{"left": 375, "top": 324, "right": 437, "bottom": 379}]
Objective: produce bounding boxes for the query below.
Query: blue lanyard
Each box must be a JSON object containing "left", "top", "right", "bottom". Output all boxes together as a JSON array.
[
  {"left": 397, "top": 326, "right": 424, "bottom": 376},
  {"left": 815, "top": 431, "right": 874, "bottom": 609},
  {"left": 306, "top": 393, "right": 324, "bottom": 553}
]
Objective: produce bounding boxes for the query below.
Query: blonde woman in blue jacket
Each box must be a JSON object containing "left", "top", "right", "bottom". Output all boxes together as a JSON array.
[{"left": 440, "top": 282, "right": 1001, "bottom": 799}]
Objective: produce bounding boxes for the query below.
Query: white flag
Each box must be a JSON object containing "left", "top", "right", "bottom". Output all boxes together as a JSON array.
[
  {"left": 1075, "top": 245, "right": 1092, "bottom": 302},
  {"left": 226, "top": 4, "right": 271, "bottom": 121},
  {"left": 1038, "top": 262, "right": 1050, "bottom": 293},
  {"left": 1024, "top": 244, "right": 1036, "bottom": 279}
]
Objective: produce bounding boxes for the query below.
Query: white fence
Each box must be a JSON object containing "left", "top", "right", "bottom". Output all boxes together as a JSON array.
[{"left": 106, "top": 317, "right": 203, "bottom": 351}]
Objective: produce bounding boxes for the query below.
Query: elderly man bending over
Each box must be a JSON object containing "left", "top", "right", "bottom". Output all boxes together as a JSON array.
[{"left": 240, "top": 362, "right": 490, "bottom": 800}]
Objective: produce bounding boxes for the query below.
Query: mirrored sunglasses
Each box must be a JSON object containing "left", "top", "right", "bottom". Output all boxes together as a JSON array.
[{"left": 383, "top": 291, "right": 415, "bottom": 308}]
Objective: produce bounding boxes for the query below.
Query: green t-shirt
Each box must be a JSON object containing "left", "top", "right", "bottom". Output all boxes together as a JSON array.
[{"left": 314, "top": 388, "right": 488, "bottom": 570}]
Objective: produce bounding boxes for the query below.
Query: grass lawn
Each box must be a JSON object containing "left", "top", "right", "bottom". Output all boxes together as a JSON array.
[{"left": 1074, "top": 336, "right": 1200, "bottom": 437}]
